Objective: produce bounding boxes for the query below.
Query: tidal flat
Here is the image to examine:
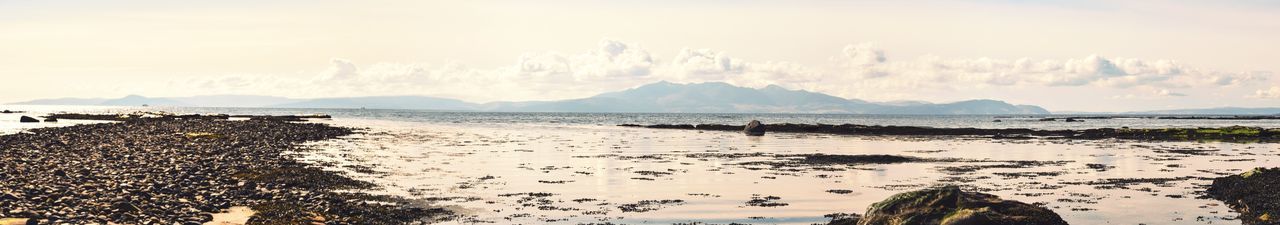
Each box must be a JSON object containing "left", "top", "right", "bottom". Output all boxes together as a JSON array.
[
  {"left": 298, "top": 118, "right": 1280, "bottom": 225},
  {"left": 1, "top": 112, "right": 1278, "bottom": 224}
]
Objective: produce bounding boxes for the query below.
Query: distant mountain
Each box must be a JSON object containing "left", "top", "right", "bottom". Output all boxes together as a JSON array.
[
  {"left": 10, "top": 97, "right": 113, "bottom": 105},
  {"left": 9, "top": 81, "right": 1051, "bottom": 114},
  {"left": 12, "top": 95, "right": 188, "bottom": 106},
  {"left": 98, "top": 95, "right": 188, "bottom": 106},
  {"left": 272, "top": 96, "right": 475, "bottom": 110},
  {"left": 170, "top": 95, "right": 297, "bottom": 107},
  {"left": 484, "top": 81, "right": 1049, "bottom": 114},
  {"left": 12, "top": 95, "right": 296, "bottom": 107}
]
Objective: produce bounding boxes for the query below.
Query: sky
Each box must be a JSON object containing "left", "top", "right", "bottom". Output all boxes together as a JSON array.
[{"left": 1, "top": 0, "right": 1278, "bottom": 112}]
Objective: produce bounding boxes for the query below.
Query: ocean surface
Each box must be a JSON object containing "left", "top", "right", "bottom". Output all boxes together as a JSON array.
[
  {"left": 2, "top": 105, "right": 1278, "bottom": 224},
  {"left": 6, "top": 105, "right": 1280, "bottom": 132}
]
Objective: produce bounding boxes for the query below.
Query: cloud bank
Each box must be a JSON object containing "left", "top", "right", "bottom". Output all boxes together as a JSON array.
[{"left": 178, "top": 39, "right": 1272, "bottom": 105}]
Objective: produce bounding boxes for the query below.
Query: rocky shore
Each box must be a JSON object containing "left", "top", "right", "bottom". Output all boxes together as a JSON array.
[
  {"left": 621, "top": 123, "right": 1280, "bottom": 142},
  {"left": 826, "top": 186, "right": 1068, "bottom": 225},
  {"left": 1208, "top": 168, "right": 1280, "bottom": 225},
  {"left": 0, "top": 116, "right": 447, "bottom": 224}
]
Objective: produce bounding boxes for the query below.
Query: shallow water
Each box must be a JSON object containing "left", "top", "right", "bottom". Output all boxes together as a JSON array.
[
  {"left": 296, "top": 118, "right": 1278, "bottom": 225},
  {"left": 2, "top": 105, "right": 1277, "bottom": 224}
]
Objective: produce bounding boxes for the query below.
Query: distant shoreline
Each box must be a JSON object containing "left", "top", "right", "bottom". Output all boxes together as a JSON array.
[{"left": 622, "top": 123, "right": 1280, "bottom": 142}]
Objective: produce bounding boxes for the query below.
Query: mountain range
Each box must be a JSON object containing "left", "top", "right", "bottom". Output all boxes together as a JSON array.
[
  {"left": 8, "top": 81, "right": 1050, "bottom": 114},
  {"left": 10, "top": 81, "right": 1271, "bottom": 115}
]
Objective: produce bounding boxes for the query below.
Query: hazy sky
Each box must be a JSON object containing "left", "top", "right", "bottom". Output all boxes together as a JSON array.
[{"left": 2, "top": 0, "right": 1278, "bottom": 112}]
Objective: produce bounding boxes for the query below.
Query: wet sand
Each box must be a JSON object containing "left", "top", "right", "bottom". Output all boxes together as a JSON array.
[
  {"left": 2, "top": 113, "right": 1276, "bottom": 224},
  {"left": 301, "top": 119, "right": 1278, "bottom": 225}
]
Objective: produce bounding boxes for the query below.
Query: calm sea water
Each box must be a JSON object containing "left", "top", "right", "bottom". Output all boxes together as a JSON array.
[
  {"left": 1, "top": 105, "right": 1276, "bottom": 224},
  {"left": 5, "top": 105, "right": 1280, "bottom": 134}
]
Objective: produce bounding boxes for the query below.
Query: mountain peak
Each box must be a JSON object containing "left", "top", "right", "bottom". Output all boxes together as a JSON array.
[{"left": 520, "top": 81, "right": 1048, "bottom": 114}]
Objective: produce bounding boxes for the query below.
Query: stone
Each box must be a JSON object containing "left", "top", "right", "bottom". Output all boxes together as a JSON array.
[
  {"left": 1208, "top": 167, "right": 1280, "bottom": 225},
  {"left": 743, "top": 120, "right": 765, "bottom": 136},
  {"left": 18, "top": 116, "right": 38, "bottom": 123},
  {"left": 856, "top": 186, "right": 1068, "bottom": 225},
  {"left": 0, "top": 218, "right": 35, "bottom": 225},
  {"left": 42, "top": 117, "right": 56, "bottom": 122}
]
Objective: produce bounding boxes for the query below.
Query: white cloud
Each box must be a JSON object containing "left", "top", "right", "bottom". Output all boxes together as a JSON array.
[
  {"left": 666, "top": 48, "right": 747, "bottom": 81},
  {"left": 820, "top": 42, "right": 1268, "bottom": 92},
  {"left": 1249, "top": 87, "right": 1280, "bottom": 99},
  {"left": 1154, "top": 89, "right": 1186, "bottom": 97},
  {"left": 320, "top": 58, "right": 359, "bottom": 81},
  {"left": 508, "top": 39, "right": 656, "bottom": 83},
  {"left": 176, "top": 39, "right": 1270, "bottom": 105}
]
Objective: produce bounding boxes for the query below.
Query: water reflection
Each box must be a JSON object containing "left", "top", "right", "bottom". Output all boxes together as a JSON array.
[{"left": 295, "top": 119, "right": 1275, "bottom": 225}]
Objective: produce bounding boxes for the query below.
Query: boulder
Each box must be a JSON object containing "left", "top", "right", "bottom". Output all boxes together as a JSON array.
[
  {"left": 1207, "top": 167, "right": 1280, "bottom": 225},
  {"left": 825, "top": 213, "right": 861, "bottom": 225},
  {"left": 0, "top": 218, "right": 35, "bottom": 225},
  {"left": 42, "top": 117, "right": 57, "bottom": 122},
  {"left": 856, "top": 186, "right": 1068, "bottom": 225},
  {"left": 743, "top": 120, "right": 765, "bottom": 136},
  {"left": 18, "top": 116, "right": 38, "bottom": 123}
]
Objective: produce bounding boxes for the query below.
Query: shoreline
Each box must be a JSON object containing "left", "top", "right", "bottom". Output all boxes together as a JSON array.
[
  {"left": 621, "top": 123, "right": 1280, "bottom": 142},
  {"left": 2, "top": 112, "right": 1274, "bottom": 224},
  {"left": 0, "top": 116, "right": 447, "bottom": 224}
]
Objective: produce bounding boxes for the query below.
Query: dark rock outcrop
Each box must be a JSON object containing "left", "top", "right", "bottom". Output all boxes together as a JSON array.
[
  {"left": 853, "top": 186, "right": 1068, "bottom": 225},
  {"left": 825, "top": 213, "right": 861, "bottom": 225},
  {"left": 18, "top": 116, "right": 38, "bottom": 123},
  {"left": 744, "top": 120, "right": 765, "bottom": 136},
  {"left": 41, "top": 117, "right": 56, "bottom": 122},
  {"left": 0, "top": 117, "right": 448, "bottom": 224},
  {"left": 1207, "top": 167, "right": 1280, "bottom": 225}
]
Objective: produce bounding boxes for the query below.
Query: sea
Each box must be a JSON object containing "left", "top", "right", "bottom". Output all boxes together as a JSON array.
[{"left": 2, "top": 105, "right": 1278, "bottom": 225}]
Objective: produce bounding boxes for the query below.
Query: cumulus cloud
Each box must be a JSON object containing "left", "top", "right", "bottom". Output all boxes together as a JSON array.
[
  {"left": 1249, "top": 87, "right": 1280, "bottom": 99},
  {"left": 827, "top": 43, "right": 1264, "bottom": 90},
  {"left": 509, "top": 39, "right": 655, "bottom": 82},
  {"left": 666, "top": 48, "right": 747, "bottom": 81},
  {"left": 1154, "top": 89, "right": 1187, "bottom": 97},
  {"left": 176, "top": 39, "right": 1270, "bottom": 104},
  {"left": 320, "top": 58, "right": 359, "bottom": 81}
]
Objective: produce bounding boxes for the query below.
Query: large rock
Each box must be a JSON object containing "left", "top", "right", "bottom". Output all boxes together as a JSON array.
[
  {"left": 743, "top": 120, "right": 765, "bottom": 136},
  {"left": 0, "top": 218, "right": 35, "bottom": 225},
  {"left": 18, "top": 116, "right": 38, "bottom": 123},
  {"left": 1208, "top": 167, "right": 1280, "bottom": 225},
  {"left": 856, "top": 186, "right": 1068, "bottom": 225}
]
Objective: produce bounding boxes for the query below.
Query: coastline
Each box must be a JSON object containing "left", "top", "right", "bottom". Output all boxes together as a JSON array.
[
  {"left": 622, "top": 123, "right": 1280, "bottom": 142},
  {"left": 2, "top": 112, "right": 1275, "bottom": 224},
  {"left": 0, "top": 116, "right": 447, "bottom": 224}
]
